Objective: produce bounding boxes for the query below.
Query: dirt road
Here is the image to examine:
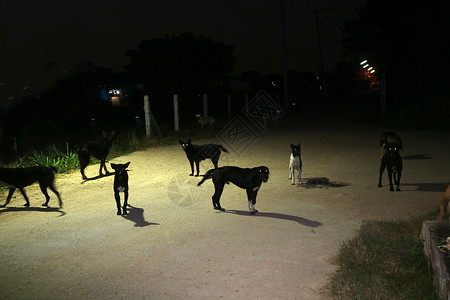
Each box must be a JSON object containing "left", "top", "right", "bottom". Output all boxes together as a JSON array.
[{"left": 1, "top": 113, "right": 449, "bottom": 299}]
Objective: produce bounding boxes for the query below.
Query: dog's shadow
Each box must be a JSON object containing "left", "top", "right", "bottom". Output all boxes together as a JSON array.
[
  {"left": 82, "top": 172, "right": 115, "bottom": 183},
  {"left": 402, "top": 153, "right": 433, "bottom": 160},
  {"left": 121, "top": 205, "right": 159, "bottom": 227},
  {"left": 223, "top": 210, "right": 322, "bottom": 227},
  {"left": 0, "top": 206, "right": 66, "bottom": 216},
  {"left": 400, "top": 182, "right": 448, "bottom": 192},
  {"left": 300, "top": 177, "right": 350, "bottom": 189}
]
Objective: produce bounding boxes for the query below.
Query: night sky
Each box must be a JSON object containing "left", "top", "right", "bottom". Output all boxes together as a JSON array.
[{"left": 0, "top": 0, "right": 365, "bottom": 99}]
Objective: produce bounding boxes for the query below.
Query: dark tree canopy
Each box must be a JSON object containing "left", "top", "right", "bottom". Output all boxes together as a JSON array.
[
  {"left": 343, "top": 0, "right": 449, "bottom": 106},
  {"left": 124, "top": 33, "right": 235, "bottom": 97}
]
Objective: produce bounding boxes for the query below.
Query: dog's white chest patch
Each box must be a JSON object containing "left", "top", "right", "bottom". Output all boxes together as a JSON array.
[
  {"left": 116, "top": 186, "right": 126, "bottom": 192},
  {"left": 290, "top": 154, "right": 301, "bottom": 169}
]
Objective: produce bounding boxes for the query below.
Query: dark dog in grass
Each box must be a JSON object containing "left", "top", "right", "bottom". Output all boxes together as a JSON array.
[
  {"left": 197, "top": 166, "right": 269, "bottom": 214},
  {"left": 378, "top": 143, "right": 403, "bottom": 191},
  {"left": 380, "top": 131, "right": 402, "bottom": 159},
  {"left": 111, "top": 162, "right": 130, "bottom": 215},
  {"left": 74, "top": 131, "right": 115, "bottom": 180},
  {"left": 179, "top": 139, "right": 228, "bottom": 176},
  {"left": 0, "top": 166, "right": 62, "bottom": 208}
]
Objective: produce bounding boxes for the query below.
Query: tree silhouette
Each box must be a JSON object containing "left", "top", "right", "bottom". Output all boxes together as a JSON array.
[{"left": 124, "top": 33, "right": 235, "bottom": 98}]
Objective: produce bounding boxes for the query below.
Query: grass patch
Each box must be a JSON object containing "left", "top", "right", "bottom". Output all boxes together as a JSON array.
[
  {"left": 16, "top": 143, "right": 79, "bottom": 174},
  {"left": 325, "top": 212, "right": 440, "bottom": 300}
]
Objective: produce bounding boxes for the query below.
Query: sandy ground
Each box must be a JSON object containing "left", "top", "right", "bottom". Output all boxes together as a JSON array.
[{"left": 1, "top": 110, "right": 449, "bottom": 299}]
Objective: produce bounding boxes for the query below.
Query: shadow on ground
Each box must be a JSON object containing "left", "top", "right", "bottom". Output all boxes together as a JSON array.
[
  {"left": 401, "top": 182, "right": 448, "bottom": 192},
  {"left": 121, "top": 205, "right": 159, "bottom": 227},
  {"left": 81, "top": 172, "right": 115, "bottom": 183},
  {"left": 0, "top": 206, "right": 66, "bottom": 216},
  {"left": 403, "top": 153, "right": 433, "bottom": 160},
  {"left": 300, "top": 177, "right": 350, "bottom": 189},
  {"left": 223, "top": 209, "right": 322, "bottom": 227}
]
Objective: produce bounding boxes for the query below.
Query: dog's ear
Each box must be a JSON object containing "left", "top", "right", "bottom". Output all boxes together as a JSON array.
[
  {"left": 290, "top": 143, "right": 294, "bottom": 148},
  {"left": 179, "top": 140, "right": 184, "bottom": 145},
  {"left": 124, "top": 162, "right": 130, "bottom": 168},
  {"left": 187, "top": 139, "right": 191, "bottom": 144},
  {"left": 110, "top": 163, "right": 117, "bottom": 170}
]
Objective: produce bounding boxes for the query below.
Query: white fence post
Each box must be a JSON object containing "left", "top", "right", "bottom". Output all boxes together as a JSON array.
[
  {"left": 144, "top": 95, "right": 151, "bottom": 137},
  {"left": 203, "top": 93, "right": 208, "bottom": 117},
  {"left": 174, "top": 94, "right": 179, "bottom": 132}
]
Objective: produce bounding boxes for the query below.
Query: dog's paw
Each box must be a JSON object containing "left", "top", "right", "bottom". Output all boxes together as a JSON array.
[
  {"left": 23, "top": 203, "right": 30, "bottom": 207},
  {"left": 0, "top": 204, "right": 6, "bottom": 208},
  {"left": 42, "top": 203, "right": 48, "bottom": 207},
  {"left": 378, "top": 184, "right": 382, "bottom": 188},
  {"left": 189, "top": 174, "right": 194, "bottom": 176}
]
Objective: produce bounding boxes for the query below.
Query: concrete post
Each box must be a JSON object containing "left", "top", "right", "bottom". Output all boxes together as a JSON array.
[{"left": 174, "top": 94, "right": 179, "bottom": 132}]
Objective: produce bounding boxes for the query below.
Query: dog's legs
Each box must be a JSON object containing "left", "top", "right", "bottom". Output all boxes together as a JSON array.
[
  {"left": 212, "top": 180, "right": 225, "bottom": 211},
  {"left": 246, "top": 189, "right": 259, "bottom": 214},
  {"left": 18, "top": 188, "right": 31, "bottom": 207},
  {"left": 102, "top": 159, "right": 110, "bottom": 175},
  {"left": 298, "top": 168, "right": 302, "bottom": 185},
  {"left": 48, "top": 183, "right": 63, "bottom": 208},
  {"left": 99, "top": 160, "right": 110, "bottom": 176},
  {"left": 195, "top": 161, "right": 200, "bottom": 177},
  {"left": 122, "top": 191, "right": 129, "bottom": 215},
  {"left": 39, "top": 182, "right": 51, "bottom": 207},
  {"left": 78, "top": 151, "right": 90, "bottom": 180},
  {"left": 378, "top": 163, "right": 386, "bottom": 188},
  {"left": 387, "top": 170, "right": 394, "bottom": 191},
  {"left": 1, "top": 187, "right": 17, "bottom": 207},
  {"left": 114, "top": 191, "right": 122, "bottom": 215},
  {"left": 395, "top": 172, "right": 401, "bottom": 191},
  {"left": 189, "top": 161, "right": 194, "bottom": 176},
  {"left": 289, "top": 165, "right": 292, "bottom": 180}
]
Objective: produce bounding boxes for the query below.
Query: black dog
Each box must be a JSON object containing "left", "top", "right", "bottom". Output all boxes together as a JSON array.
[
  {"left": 74, "top": 131, "right": 115, "bottom": 180},
  {"left": 0, "top": 166, "right": 62, "bottom": 208},
  {"left": 179, "top": 139, "right": 228, "bottom": 176},
  {"left": 197, "top": 166, "right": 269, "bottom": 214},
  {"left": 111, "top": 162, "right": 130, "bottom": 215},
  {"left": 378, "top": 143, "right": 403, "bottom": 191}
]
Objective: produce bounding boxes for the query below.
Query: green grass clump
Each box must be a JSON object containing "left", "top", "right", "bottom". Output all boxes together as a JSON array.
[
  {"left": 325, "top": 213, "right": 440, "bottom": 300},
  {"left": 17, "top": 144, "right": 79, "bottom": 174}
]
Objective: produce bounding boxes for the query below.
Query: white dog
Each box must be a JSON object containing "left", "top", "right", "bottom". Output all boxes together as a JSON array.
[{"left": 289, "top": 143, "right": 302, "bottom": 185}]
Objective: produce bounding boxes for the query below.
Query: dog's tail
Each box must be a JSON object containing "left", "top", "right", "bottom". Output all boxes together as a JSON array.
[
  {"left": 197, "top": 169, "right": 215, "bottom": 186},
  {"left": 217, "top": 144, "right": 228, "bottom": 153}
]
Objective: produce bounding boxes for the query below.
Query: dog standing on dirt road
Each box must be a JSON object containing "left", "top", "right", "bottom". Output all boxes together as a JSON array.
[
  {"left": 289, "top": 143, "right": 302, "bottom": 185},
  {"left": 437, "top": 184, "right": 450, "bottom": 220},
  {"left": 111, "top": 162, "right": 130, "bottom": 215},
  {"left": 179, "top": 139, "right": 228, "bottom": 177},
  {"left": 378, "top": 143, "right": 403, "bottom": 191},
  {"left": 197, "top": 166, "right": 269, "bottom": 214},
  {"left": 74, "top": 131, "right": 115, "bottom": 180},
  {"left": 0, "top": 166, "right": 62, "bottom": 208}
]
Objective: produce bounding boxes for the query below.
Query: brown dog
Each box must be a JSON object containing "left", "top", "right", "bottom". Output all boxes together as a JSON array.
[{"left": 437, "top": 184, "right": 450, "bottom": 220}]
